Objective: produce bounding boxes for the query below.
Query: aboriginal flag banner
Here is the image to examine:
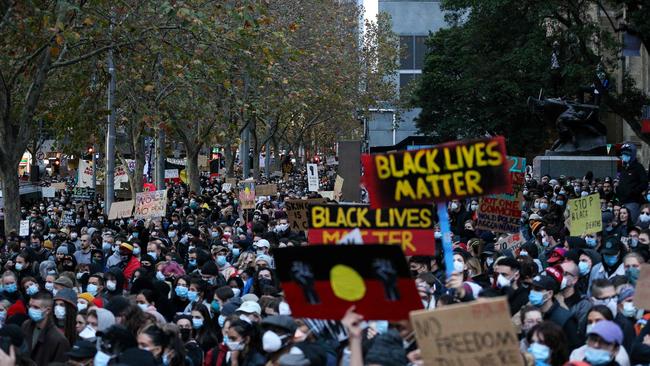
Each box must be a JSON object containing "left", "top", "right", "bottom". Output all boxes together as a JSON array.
[
  {"left": 361, "top": 136, "right": 512, "bottom": 209},
  {"left": 274, "top": 245, "right": 422, "bottom": 321}
]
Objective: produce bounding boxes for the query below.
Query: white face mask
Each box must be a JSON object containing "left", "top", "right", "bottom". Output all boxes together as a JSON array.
[
  {"left": 262, "top": 330, "right": 287, "bottom": 353},
  {"left": 77, "top": 302, "right": 88, "bottom": 311},
  {"left": 497, "top": 274, "right": 511, "bottom": 288},
  {"left": 54, "top": 305, "right": 66, "bottom": 319},
  {"left": 106, "top": 280, "right": 117, "bottom": 291},
  {"left": 453, "top": 260, "right": 464, "bottom": 273}
]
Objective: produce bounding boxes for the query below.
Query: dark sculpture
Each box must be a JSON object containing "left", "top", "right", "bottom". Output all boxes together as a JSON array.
[{"left": 528, "top": 96, "right": 608, "bottom": 156}]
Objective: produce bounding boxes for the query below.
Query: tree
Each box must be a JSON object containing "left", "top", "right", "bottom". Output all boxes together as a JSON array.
[{"left": 413, "top": 0, "right": 650, "bottom": 156}]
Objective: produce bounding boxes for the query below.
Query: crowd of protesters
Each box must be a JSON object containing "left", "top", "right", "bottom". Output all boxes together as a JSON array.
[{"left": 0, "top": 142, "right": 648, "bottom": 365}]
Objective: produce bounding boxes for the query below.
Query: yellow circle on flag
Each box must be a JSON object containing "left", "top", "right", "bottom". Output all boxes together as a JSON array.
[{"left": 330, "top": 264, "right": 366, "bottom": 301}]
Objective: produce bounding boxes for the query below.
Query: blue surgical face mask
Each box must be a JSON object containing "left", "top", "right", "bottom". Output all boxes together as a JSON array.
[
  {"left": 192, "top": 318, "right": 204, "bottom": 329},
  {"left": 26, "top": 284, "right": 39, "bottom": 296},
  {"left": 556, "top": 200, "right": 564, "bottom": 206},
  {"left": 218, "top": 315, "right": 226, "bottom": 328},
  {"left": 3, "top": 283, "right": 17, "bottom": 294},
  {"left": 147, "top": 251, "right": 157, "bottom": 260},
  {"left": 188, "top": 259, "right": 197, "bottom": 267},
  {"left": 603, "top": 254, "right": 618, "bottom": 267},
  {"left": 94, "top": 350, "right": 112, "bottom": 366},
  {"left": 539, "top": 203, "right": 548, "bottom": 210},
  {"left": 232, "top": 248, "right": 240, "bottom": 257},
  {"left": 28, "top": 308, "right": 45, "bottom": 322},
  {"left": 187, "top": 290, "right": 198, "bottom": 302},
  {"left": 216, "top": 255, "right": 227, "bottom": 267},
  {"left": 584, "top": 346, "right": 613, "bottom": 365},
  {"left": 585, "top": 237, "right": 597, "bottom": 247},
  {"left": 579, "top": 261, "right": 591, "bottom": 276},
  {"left": 626, "top": 267, "right": 640, "bottom": 285},
  {"left": 133, "top": 247, "right": 141, "bottom": 255},
  {"left": 621, "top": 154, "right": 631, "bottom": 163},
  {"left": 527, "top": 342, "right": 550, "bottom": 362},
  {"left": 528, "top": 290, "right": 545, "bottom": 306},
  {"left": 156, "top": 271, "right": 166, "bottom": 281},
  {"left": 175, "top": 285, "right": 188, "bottom": 298},
  {"left": 211, "top": 300, "right": 221, "bottom": 312},
  {"left": 86, "top": 283, "right": 98, "bottom": 296}
]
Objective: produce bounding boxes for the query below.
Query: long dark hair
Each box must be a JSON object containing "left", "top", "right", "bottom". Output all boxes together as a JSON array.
[
  {"left": 61, "top": 301, "right": 78, "bottom": 345},
  {"left": 229, "top": 319, "right": 262, "bottom": 357},
  {"left": 527, "top": 321, "right": 568, "bottom": 366},
  {"left": 191, "top": 303, "right": 219, "bottom": 351},
  {"left": 140, "top": 323, "right": 186, "bottom": 366}
]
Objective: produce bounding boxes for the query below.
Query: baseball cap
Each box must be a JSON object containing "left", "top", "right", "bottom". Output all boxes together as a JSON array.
[
  {"left": 237, "top": 301, "right": 261, "bottom": 315},
  {"left": 532, "top": 275, "right": 558, "bottom": 292},
  {"left": 546, "top": 247, "right": 567, "bottom": 265},
  {"left": 255, "top": 239, "right": 271, "bottom": 248},
  {"left": 262, "top": 315, "right": 297, "bottom": 334},
  {"left": 600, "top": 238, "right": 622, "bottom": 255},
  {"left": 66, "top": 340, "right": 97, "bottom": 359},
  {"left": 588, "top": 320, "right": 623, "bottom": 345}
]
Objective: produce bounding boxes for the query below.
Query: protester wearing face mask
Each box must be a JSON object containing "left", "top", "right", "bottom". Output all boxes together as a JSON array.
[
  {"left": 493, "top": 257, "right": 528, "bottom": 315},
  {"left": 183, "top": 279, "right": 210, "bottom": 315},
  {"left": 526, "top": 321, "right": 569, "bottom": 366},
  {"left": 117, "top": 243, "right": 141, "bottom": 283},
  {"left": 260, "top": 315, "right": 296, "bottom": 362},
  {"left": 617, "top": 142, "right": 647, "bottom": 223},
  {"left": 22, "top": 291, "right": 71, "bottom": 364},
  {"left": 622, "top": 252, "right": 644, "bottom": 286},
  {"left": 174, "top": 314, "right": 204, "bottom": 366},
  {"left": 578, "top": 320, "right": 625, "bottom": 366},
  {"left": 190, "top": 304, "right": 220, "bottom": 353},
  {"left": 590, "top": 279, "right": 636, "bottom": 353},
  {"left": 589, "top": 238, "right": 626, "bottom": 290},
  {"left": 558, "top": 261, "right": 592, "bottom": 340},
  {"left": 527, "top": 273, "right": 581, "bottom": 350},
  {"left": 214, "top": 245, "right": 236, "bottom": 279},
  {"left": 519, "top": 306, "right": 543, "bottom": 352},
  {"left": 616, "top": 286, "right": 641, "bottom": 322},
  {"left": 226, "top": 319, "right": 266, "bottom": 365},
  {"left": 570, "top": 306, "right": 630, "bottom": 366},
  {"left": 53, "top": 288, "right": 79, "bottom": 346}
]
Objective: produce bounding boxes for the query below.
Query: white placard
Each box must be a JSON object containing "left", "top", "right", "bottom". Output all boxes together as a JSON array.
[
  {"left": 19, "top": 220, "right": 29, "bottom": 236},
  {"left": 164, "top": 169, "right": 179, "bottom": 179},
  {"left": 307, "top": 163, "right": 319, "bottom": 192},
  {"left": 42, "top": 187, "right": 56, "bottom": 198},
  {"left": 77, "top": 159, "right": 94, "bottom": 187}
]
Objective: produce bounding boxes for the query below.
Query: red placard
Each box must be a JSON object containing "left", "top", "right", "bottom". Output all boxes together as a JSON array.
[{"left": 362, "top": 136, "right": 511, "bottom": 208}]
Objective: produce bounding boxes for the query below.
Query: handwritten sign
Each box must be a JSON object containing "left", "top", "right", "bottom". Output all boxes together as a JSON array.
[
  {"left": 61, "top": 210, "right": 75, "bottom": 227},
  {"left": 77, "top": 159, "right": 94, "bottom": 188},
  {"left": 286, "top": 198, "right": 326, "bottom": 232},
  {"left": 410, "top": 297, "right": 523, "bottom": 366},
  {"left": 134, "top": 189, "right": 167, "bottom": 220},
  {"left": 108, "top": 200, "right": 134, "bottom": 220},
  {"left": 567, "top": 193, "right": 602, "bottom": 236},
  {"left": 307, "top": 204, "right": 435, "bottom": 256},
  {"left": 256, "top": 184, "right": 278, "bottom": 197},
  {"left": 319, "top": 191, "right": 335, "bottom": 200},
  {"left": 307, "top": 163, "right": 319, "bottom": 192},
  {"left": 333, "top": 175, "right": 344, "bottom": 200},
  {"left": 476, "top": 172, "right": 524, "bottom": 233},
  {"left": 222, "top": 183, "right": 232, "bottom": 192},
  {"left": 51, "top": 182, "right": 66, "bottom": 190},
  {"left": 362, "top": 137, "right": 511, "bottom": 208},
  {"left": 238, "top": 181, "right": 255, "bottom": 209},
  {"left": 19, "top": 220, "right": 29, "bottom": 236},
  {"left": 633, "top": 264, "right": 650, "bottom": 310},
  {"left": 495, "top": 232, "right": 526, "bottom": 252}
]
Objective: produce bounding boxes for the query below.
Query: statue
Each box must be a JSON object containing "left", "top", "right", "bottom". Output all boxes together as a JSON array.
[{"left": 528, "top": 96, "right": 608, "bottom": 156}]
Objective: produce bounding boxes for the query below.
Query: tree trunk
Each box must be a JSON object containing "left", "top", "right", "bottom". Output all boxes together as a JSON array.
[
  {"left": 272, "top": 137, "right": 281, "bottom": 173},
  {"left": 0, "top": 157, "right": 22, "bottom": 235},
  {"left": 186, "top": 146, "right": 200, "bottom": 193},
  {"left": 223, "top": 144, "right": 235, "bottom": 177},
  {"left": 251, "top": 118, "right": 260, "bottom": 179}
]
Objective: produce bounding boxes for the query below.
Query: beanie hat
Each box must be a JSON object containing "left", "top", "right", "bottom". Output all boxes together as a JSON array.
[
  {"left": 364, "top": 330, "right": 408, "bottom": 366},
  {"left": 54, "top": 288, "right": 78, "bottom": 307},
  {"left": 78, "top": 292, "right": 95, "bottom": 304}
]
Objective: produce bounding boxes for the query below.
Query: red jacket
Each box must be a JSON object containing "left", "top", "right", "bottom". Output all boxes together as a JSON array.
[{"left": 123, "top": 256, "right": 141, "bottom": 283}]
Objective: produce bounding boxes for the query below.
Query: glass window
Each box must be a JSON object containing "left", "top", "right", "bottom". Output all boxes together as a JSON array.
[
  {"left": 414, "top": 36, "right": 428, "bottom": 69},
  {"left": 400, "top": 36, "right": 414, "bottom": 69}
]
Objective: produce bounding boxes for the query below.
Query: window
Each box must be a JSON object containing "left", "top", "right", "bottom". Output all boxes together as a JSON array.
[
  {"left": 399, "top": 73, "right": 421, "bottom": 89},
  {"left": 400, "top": 35, "right": 428, "bottom": 70}
]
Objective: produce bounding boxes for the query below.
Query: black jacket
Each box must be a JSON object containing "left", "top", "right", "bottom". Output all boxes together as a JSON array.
[
  {"left": 617, "top": 159, "right": 648, "bottom": 203},
  {"left": 544, "top": 300, "right": 580, "bottom": 351}
]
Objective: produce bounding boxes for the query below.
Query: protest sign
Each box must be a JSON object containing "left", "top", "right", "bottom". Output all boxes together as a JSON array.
[
  {"left": 42, "top": 187, "right": 56, "bottom": 198},
  {"left": 508, "top": 156, "right": 526, "bottom": 173},
  {"left": 114, "top": 165, "right": 129, "bottom": 188},
  {"left": 633, "top": 264, "right": 650, "bottom": 310},
  {"left": 338, "top": 228, "right": 364, "bottom": 244},
  {"left": 238, "top": 181, "right": 255, "bottom": 209},
  {"left": 567, "top": 193, "right": 602, "bottom": 236},
  {"left": 286, "top": 198, "right": 327, "bottom": 231},
  {"left": 476, "top": 172, "right": 524, "bottom": 233},
  {"left": 362, "top": 136, "right": 511, "bottom": 208},
  {"left": 134, "top": 189, "right": 167, "bottom": 220},
  {"left": 326, "top": 156, "right": 338, "bottom": 166},
  {"left": 222, "top": 183, "right": 232, "bottom": 192},
  {"left": 333, "top": 175, "right": 344, "bottom": 200},
  {"left": 319, "top": 191, "right": 335, "bottom": 200},
  {"left": 51, "top": 182, "right": 67, "bottom": 190},
  {"left": 77, "top": 159, "right": 94, "bottom": 188},
  {"left": 495, "top": 232, "right": 526, "bottom": 252},
  {"left": 255, "top": 184, "right": 278, "bottom": 197},
  {"left": 307, "top": 204, "right": 435, "bottom": 256},
  {"left": 275, "top": 245, "right": 421, "bottom": 320},
  {"left": 307, "top": 163, "right": 319, "bottom": 191},
  {"left": 61, "top": 211, "right": 75, "bottom": 227},
  {"left": 108, "top": 200, "right": 134, "bottom": 220},
  {"left": 226, "top": 177, "right": 238, "bottom": 186},
  {"left": 19, "top": 220, "right": 29, "bottom": 236},
  {"left": 410, "top": 297, "right": 523, "bottom": 366},
  {"left": 72, "top": 187, "right": 95, "bottom": 201},
  {"left": 164, "top": 169, "right": 179, "bottom": 179}
]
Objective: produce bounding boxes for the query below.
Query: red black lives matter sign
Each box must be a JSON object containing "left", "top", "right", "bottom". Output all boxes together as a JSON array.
[
  {"left": 361, "top": 136, "right": 512, "bottom": 209},
  {"left": 307, "top": 204, "right": 435, "bottom": 256},
  {"left": 274, "top": 245, "right": 422, "bottom": 321}
]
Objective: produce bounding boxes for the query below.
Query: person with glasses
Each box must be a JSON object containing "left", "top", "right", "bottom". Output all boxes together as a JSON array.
[
  {"left": 558, "top": 261, "right": 591, "bottom": 341},
  {"left": 590, "top": 279, "right": 636, "bottom": 354}
]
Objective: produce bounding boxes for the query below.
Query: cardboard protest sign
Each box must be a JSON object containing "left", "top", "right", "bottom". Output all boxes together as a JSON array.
[
  {"left": 362, "top": 136, "right": 511, "bottom": 208},
  {"left": 222, "top": 183, "right": 233, "bottom": 192},
  {"left": 42, "top": 187, "right": 56, "bottom": 198},
  {"left": 410, "top": 297, "right": 523, "bottom": 366},
  {"left": 134, "top": 189, "right": 167, "bottom": 220},
  {"left": 256, "top": 184, "right": 278, "bottom": 197},
  {"left": 307, "top": 163, "right": 319, "bottom": 192},
  {"left": 275, "top": 245, "right": 422, "bottom": 320},
  {"left": 108, "top": 200, "right": 134, "bottom": 220},
  {"left": 238, "top": 181, "right": 255, "bottom": 209},
  {"left": 72, "top": 187, "right": 95, "bottom": 201},
  {"left": 286, "top": 199, "right": 327, "bottom": 231},
  {"left": 51, "top": 182, "right": 67, "bottom": 190},
  {"left": 476, "top": 172, "right": 524, "bottom": 233},
  {"left": 19, "top": 220, "right": 29, "bottom": 236},
  {"left": 567, "top": 193, "right": 602, "bottom": 236},
  {"left": 225, "top": 178, "right": 238, "bottom": 186},
  {"left": 307, "top": 204, "right": 435, "bottom": 256},
  {"left": 319, "top": 191, "right": 335, "bottom": 200},
  {"left": 633, "top": 264, "right": 650, "bottom": 310},
  {"left": 333, "top": 175, "right": 344, "bottom": 200},
  {"left": 61, "top": 211, "right": 75, "bottom": 227}
]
